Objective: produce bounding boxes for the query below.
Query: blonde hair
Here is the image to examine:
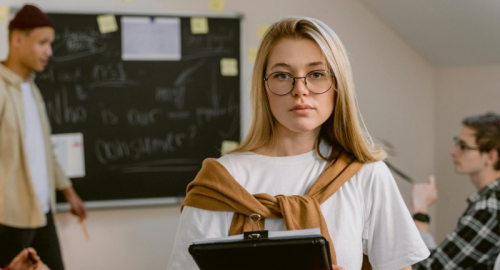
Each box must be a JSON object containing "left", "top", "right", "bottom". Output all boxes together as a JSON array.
[{"left": 232, "top": 17, "right": 386, "bottom": 162}]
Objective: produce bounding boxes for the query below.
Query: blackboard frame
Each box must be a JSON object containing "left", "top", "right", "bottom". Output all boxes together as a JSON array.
[{"left": 11, "top": 8, "right": 245, "bottom": 210}]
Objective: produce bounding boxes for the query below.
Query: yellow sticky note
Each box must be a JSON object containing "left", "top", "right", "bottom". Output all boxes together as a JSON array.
[
  {"left": 221, "top": 140, "right": 239, "bottom": 156},
  {"left": 257, "top": 24, "right": 270, "bottom": 40},
  {"left": 220, "top": 58, "right": 238, "bottom": 76},
  {"left": 208, "top": 0, "right": 225, "bottom": 12},
  {"left": 0, "top": 7, "right": 9, "bottom": 24},
  {"left": 97, "top": 14, "right": 118, "bottom": 34},
  {"left": 247, "top": 47, "right": 258, "bottom": 63},
  {"left": 190, "top": 17, "right": 209, "bottom": 34}
]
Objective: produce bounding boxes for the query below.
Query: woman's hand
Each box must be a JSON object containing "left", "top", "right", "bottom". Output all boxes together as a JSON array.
[{"left": 332, "top": 265, "right": 345, "bottom": 270}]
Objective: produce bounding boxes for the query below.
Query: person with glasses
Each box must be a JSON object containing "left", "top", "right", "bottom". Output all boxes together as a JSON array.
[
  {"left": 168, "top": 17, "right": 429, "bottom": 270},
  {"left": 412, "top": 112, "right": 500, "bottom": 269}
]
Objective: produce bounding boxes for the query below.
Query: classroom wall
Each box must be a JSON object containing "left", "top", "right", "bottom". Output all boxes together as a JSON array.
[
  {"left": 0, "top": 0, "right": 435, "bottom": 269},
  {"left": 434, "top": 64, "right": 500, "bottom": 242}
]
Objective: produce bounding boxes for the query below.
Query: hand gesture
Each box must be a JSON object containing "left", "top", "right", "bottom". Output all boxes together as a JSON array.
[{"left": 411, "top": 175, "right": 438, "bottom": 213}]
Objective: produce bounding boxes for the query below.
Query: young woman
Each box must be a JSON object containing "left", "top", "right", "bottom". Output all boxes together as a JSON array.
[{"left": 168, "top": 17, "right": 429, "bottom": 270}]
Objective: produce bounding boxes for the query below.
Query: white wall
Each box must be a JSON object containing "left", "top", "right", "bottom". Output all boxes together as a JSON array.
[
  {"left": 0, "top": 0, "right": 435, "bottom": 269},
  {"left": 434, "top": 64, "right": 500, "bottom": 242},
  {"left": 55, "top": 206, "right": 181, "bottom": 270}
]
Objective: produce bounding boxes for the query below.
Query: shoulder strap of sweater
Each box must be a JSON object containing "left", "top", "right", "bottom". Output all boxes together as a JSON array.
[{"left": 306, "top": 149, "right": 364, "bottom": 203}]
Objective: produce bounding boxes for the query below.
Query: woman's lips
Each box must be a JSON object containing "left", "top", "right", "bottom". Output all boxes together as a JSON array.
[{"left": 290, "top": 104, "right": 313, "bottom": 115}]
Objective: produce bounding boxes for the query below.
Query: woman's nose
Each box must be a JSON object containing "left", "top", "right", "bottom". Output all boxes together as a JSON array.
[{"left": 291, "top": 78, "right": 309, "bottom": 96}]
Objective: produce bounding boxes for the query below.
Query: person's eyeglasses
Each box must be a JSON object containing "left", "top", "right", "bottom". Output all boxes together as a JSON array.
[
  {"left": 453, "top": 136, "right": 480, "bottom": 151},
  {"left": 264, "top": 69, "right": 335, "bottom": 96}
]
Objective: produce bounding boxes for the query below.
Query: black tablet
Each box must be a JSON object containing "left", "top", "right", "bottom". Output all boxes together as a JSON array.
[{"left": 189, "top": 236, "right": 333, "bottom": 270}]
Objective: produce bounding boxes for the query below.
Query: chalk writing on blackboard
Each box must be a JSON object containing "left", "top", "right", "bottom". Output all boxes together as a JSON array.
[{"left": 36, "top": 13, "right": 241, "bottom": 204}]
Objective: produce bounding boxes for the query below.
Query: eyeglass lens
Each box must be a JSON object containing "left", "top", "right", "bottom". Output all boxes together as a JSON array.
[
  {"left": 266, "top": 70, "right": 333, "bottom": 95},
  {"left": 453, "top": 136, "right": 478, "bottom": 151}
]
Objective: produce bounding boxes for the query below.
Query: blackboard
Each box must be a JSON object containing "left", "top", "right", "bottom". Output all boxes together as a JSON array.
[{"left": 35, "top": 12, "right": 241, "bottom": 206}]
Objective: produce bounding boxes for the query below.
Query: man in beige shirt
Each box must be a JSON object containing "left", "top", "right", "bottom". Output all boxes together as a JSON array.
[{"left": 0, "top": 5, "right": 87, "bottom": 270}]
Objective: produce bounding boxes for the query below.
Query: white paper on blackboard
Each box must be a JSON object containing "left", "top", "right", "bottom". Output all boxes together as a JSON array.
[
  {"left": 121, "top": 16, "right": 181, "bottom": 61},
  {"left": 51, "top": 133, "right": 86, "bottom": 178}
]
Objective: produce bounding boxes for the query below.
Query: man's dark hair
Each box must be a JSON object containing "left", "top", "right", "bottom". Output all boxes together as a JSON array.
[{"left": 463, "top": 112, "right": 500, "bottom": 170}]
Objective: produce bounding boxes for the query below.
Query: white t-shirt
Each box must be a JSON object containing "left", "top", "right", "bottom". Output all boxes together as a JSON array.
[
  {"left": 168, "top": 147, "right": 430, "bottom": 270},
  {"left": 21, "top": 82, "right": 50, "bottom": 214}
]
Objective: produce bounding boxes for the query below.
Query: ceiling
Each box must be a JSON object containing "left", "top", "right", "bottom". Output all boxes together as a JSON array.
[{"left": 358, "top": 0, "right": 500, "bottom": 67}]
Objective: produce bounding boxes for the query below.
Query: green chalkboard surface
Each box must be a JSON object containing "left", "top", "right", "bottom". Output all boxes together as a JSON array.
[{"left": 35, "top": 13, "right": 241, "bottom": 205}]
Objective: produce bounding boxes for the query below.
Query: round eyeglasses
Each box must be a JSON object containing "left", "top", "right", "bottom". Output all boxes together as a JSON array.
[{"left": 264, "top": 70, "right": 335, "bottom": 96}]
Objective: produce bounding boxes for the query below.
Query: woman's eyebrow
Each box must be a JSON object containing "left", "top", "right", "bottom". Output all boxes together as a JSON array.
[
  {"left": 269, "top": 62, "right": 291, "bottom": 70},
  {"left": 270, "top": 61, "right": 326, "bottom": 70},
  {"left": 308, "top": 61, "right": 325, "bottom": 67}
]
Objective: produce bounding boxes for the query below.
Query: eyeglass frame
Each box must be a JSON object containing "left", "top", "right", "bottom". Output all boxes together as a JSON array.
[
  {"left": 453, "top": 136, "right": 480, "bottom": 151},
  {"left": 263, "top": 69, "right": 335, "bottom": 96}
]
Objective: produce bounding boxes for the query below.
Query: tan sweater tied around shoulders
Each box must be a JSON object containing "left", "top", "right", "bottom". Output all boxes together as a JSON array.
[{"left": 182, "top": 149, "right": 373, "bottom": 269}]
